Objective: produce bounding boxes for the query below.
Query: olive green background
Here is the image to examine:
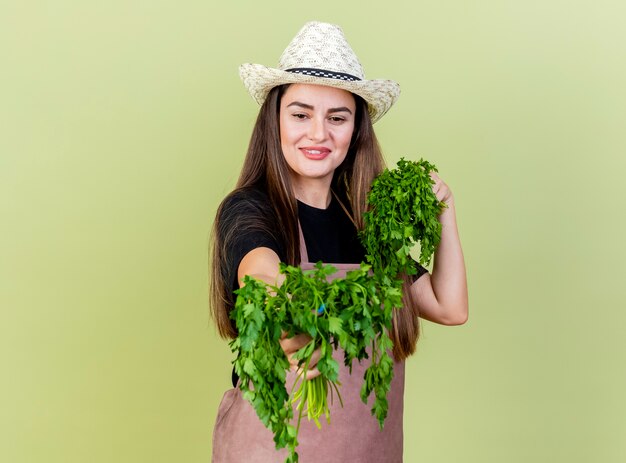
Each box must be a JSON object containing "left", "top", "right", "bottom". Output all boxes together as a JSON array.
[{"left": 1, "top": 1, "right": 624, "bottom": 462}]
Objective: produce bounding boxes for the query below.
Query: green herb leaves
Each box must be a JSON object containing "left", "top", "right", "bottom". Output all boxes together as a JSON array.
[
  {"left": 229, "top": 158, "right": 443, "bottom": 462},
  {"left": 231, "top": 262, "right": 400, "bottom": 462},
  {"left": 362, "top": 158, "right": 444, "bottom": 276}
]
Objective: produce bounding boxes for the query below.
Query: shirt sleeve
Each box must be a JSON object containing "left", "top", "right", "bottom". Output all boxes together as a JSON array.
[
  {"left": 217, "top": 189, "right": 285, "bottom": 293},
  {"left": 411, "top": 261, "right": 429, "bottom": 283}
]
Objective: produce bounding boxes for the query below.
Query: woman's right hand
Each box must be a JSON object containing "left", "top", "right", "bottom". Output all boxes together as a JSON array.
[{"left": 279, "top": 332, "right": 322, "bottom": 380}]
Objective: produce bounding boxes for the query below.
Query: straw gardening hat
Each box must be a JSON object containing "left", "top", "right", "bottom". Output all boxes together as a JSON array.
[{"left": 239, "top": 21, "right": 400, "bottom": 124}]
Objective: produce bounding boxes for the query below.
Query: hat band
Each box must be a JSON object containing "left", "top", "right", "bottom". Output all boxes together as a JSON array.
[{"left": 285, "top": 67, "right": 361, "bottom": 82}]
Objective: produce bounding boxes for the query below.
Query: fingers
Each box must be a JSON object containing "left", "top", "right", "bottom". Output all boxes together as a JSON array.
[
  {"left": 298, "top": 365, "right": 322, "bottom": 380},
  {"left": 430, "top": 173, "right": 442, "bottom": 199},
  {"left": 429, "top": 171, "right": 452, "bottom": 204},
  {"left": 292, "top": 346, "right": 321, "bottom": 380},
  {"left": 294, "top": 346, "right": 322, "bottom": 379},
  {"left": 279, "top": 333, "right": 322, "bottom": 379},
  {"left": 279, "top": 333, "right": 312, "bottom": 355},
  {"left": 305, "top": 344, "right": 321, "bottom": 370}
]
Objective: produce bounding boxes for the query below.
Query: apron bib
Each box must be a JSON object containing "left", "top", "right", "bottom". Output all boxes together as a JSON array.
[{"left": 212, "top": 228, "right": 405, "bottom": 462}]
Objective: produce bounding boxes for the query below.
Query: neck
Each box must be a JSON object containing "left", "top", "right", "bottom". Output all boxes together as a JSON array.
[{"left": 292, "top": 177, "right": 332, "bottom": 209}]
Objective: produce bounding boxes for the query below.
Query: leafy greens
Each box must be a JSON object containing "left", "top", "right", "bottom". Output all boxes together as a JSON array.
[{"left": 229, "top": 158, "right": 445, "bottom": 462}]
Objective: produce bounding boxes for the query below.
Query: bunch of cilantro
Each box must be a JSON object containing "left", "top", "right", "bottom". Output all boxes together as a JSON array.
[{"left": 229, "top": 158, "right": 445, "bottom": 462}]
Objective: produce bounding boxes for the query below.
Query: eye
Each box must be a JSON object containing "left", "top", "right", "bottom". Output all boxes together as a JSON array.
[
  {"left": 292, "top": 113, "right": 308, "bottom": 120},
  {"left": 328, "top": 115, "right": 347, "bottom": 124}
]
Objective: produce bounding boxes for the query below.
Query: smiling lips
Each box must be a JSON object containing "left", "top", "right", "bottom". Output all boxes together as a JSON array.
[{"left": 299, "top": 146, "right": 331, "bottom": 160}]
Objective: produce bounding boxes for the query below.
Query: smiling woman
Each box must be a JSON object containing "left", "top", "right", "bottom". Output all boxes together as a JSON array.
[
  {"left": 279, "top": 84, "right": 356, "bottom": 208},
  {"left": 209, "top": 21, "right": 467, "bottom": 462}
]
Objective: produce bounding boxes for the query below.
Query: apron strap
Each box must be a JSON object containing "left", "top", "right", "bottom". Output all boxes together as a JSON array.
[{"left": 298, "top": 222, "right": 309, "bottom": 264}]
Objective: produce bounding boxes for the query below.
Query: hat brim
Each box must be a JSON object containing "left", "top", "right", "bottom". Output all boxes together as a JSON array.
[{"left": 239, "top": 63, "right": 400, "bottom": 124}]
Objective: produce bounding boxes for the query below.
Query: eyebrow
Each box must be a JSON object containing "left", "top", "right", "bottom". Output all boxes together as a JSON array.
[{"left": 286, "top": 101, "right": 353, "bottom": 115}]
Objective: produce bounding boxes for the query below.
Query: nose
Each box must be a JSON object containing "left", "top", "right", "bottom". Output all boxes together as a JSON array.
[{"left": 307, "top": 116, "right": 327, "bottom": 142}]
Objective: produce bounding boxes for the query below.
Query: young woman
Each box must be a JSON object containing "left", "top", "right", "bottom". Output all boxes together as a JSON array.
[{"left": 210, "top": 22, "right": 468, "bottom": 462}]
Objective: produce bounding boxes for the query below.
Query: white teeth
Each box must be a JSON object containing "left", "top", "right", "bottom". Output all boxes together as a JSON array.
[{"left": 307, "top": 150, "right": 322, "bottom": 154}]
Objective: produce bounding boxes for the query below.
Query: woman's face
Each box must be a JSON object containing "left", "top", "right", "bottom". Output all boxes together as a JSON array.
[{"left": 279, "top": 83, "right": 356, "bottom": 189}]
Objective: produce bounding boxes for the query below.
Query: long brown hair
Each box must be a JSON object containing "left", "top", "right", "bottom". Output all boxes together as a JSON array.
[{"left": 210, "top": 84, "right": 420, "bottom": 361}]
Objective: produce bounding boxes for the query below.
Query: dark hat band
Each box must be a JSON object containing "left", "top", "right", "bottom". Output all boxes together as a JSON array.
[{"left": 285, "top": 67, "right": 361, "bottom": 82}]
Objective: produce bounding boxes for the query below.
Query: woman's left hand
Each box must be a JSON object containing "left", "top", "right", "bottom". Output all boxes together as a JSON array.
[{"left": 429, "top": 171, "right": 454, "bottom": 207}]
